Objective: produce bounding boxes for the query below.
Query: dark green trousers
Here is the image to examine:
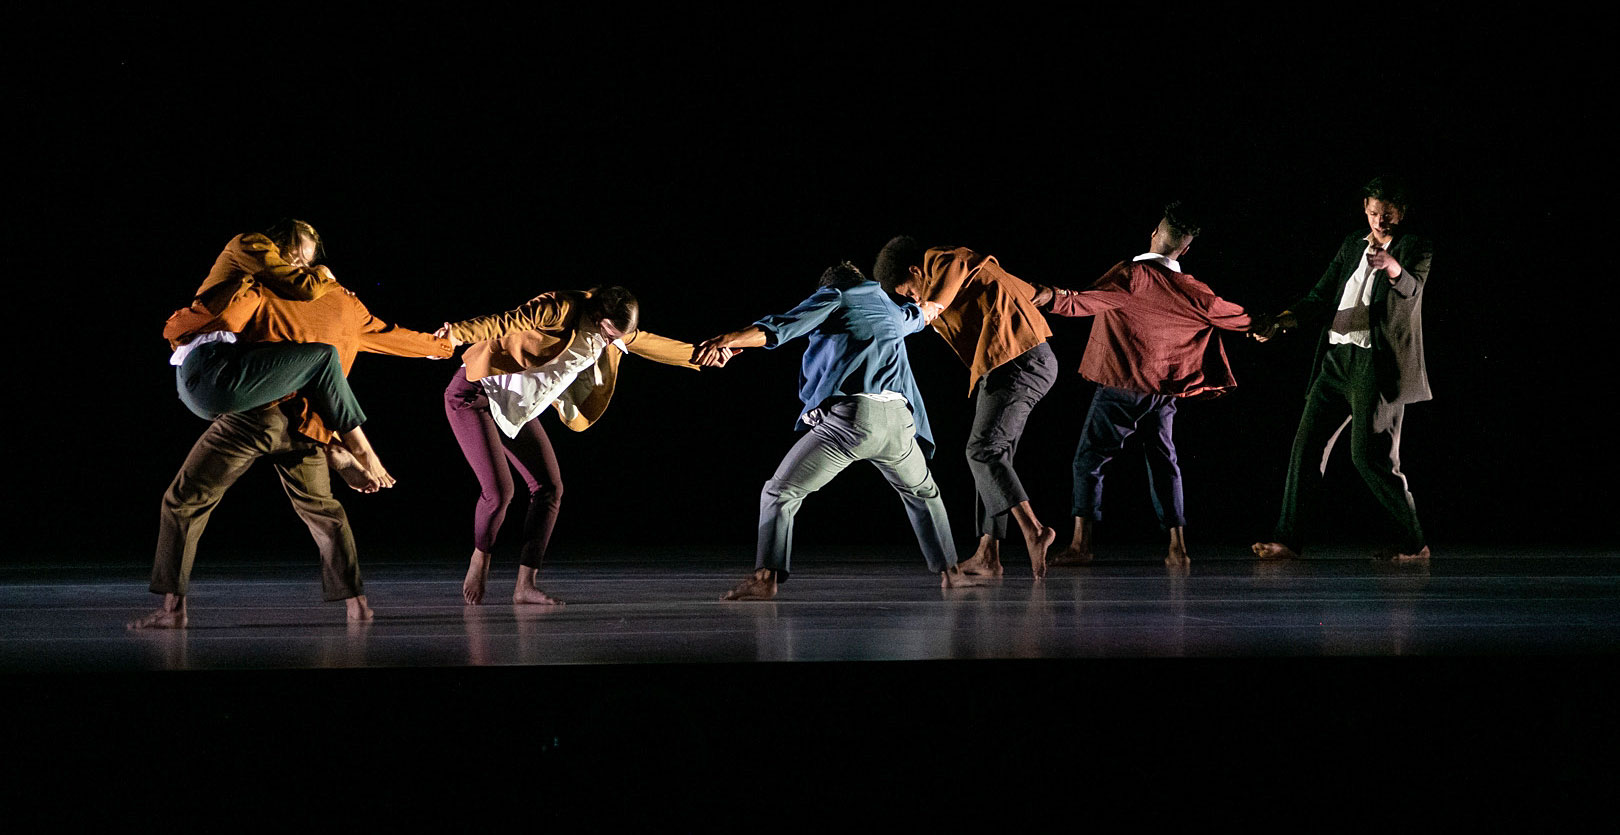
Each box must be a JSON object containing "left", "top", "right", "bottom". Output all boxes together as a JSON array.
[
  {"left": 152, "top": 404, "right": 363, "bottom": 600},
  {"left": 1274, "top": 344, "right": 1425, "bottom": 553}
]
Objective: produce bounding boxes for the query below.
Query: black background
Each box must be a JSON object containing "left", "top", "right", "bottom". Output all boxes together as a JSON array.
[{"left": 6, "top": 10, "right": 1607, "bottom": 565}]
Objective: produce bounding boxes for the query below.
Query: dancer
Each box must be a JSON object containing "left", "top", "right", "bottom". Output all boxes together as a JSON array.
[
  {"left": 130, "top": 248, "right": 454, "bottom": 629},
  {"left": 440, "top": 286, "right": 705, "bottom": 605},
  {"left": 874, "top": 236, "right": 1058, "bottom": 578},
  {"left": 165, "top": 220, "right": 393, "bottom": 491},
  {"left": 696, "top": 261, "right": 981, "bottom": 600},
  {"left": 1250, "top": 176, "right": 1433, "bottom": 561},
  {"left": 1038, "top": 203, "right": 1256, "bottom": 567}
]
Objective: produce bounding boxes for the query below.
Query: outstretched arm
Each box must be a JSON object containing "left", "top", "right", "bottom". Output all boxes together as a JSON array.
[
  {"left": 1045, "top": 265, "right": 1135, "bottom": 318},
  {"left": 696, "top": 286, "right": 843, "bottom": 365},
  {"left": 623, "top": 330, "right": 703, "bottom": 370},
  {"left": 446, "top": 293, "right": 571, "bottom": 346},
  {"left": 355, "top": 298, "right": 455, "bottom": 358}
]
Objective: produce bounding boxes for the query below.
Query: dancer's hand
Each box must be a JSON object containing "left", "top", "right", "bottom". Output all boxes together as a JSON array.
[
  {"left": 917, "top": 300, "right": 944, "bottom": 323},
  {"left": 1367, "top": 247, "right": 1402, "bottom": 280}
]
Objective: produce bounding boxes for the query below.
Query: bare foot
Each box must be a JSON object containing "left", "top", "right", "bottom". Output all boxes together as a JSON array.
[
  {"left": 1025, "top": 526, "right": 1056, "bottom": 580},
  {"left": 127, "top": 594, "right": 187, "bottom": 629},
  {"left": 512, "top": 565, "right": 564, "bottom": 605},
  {"left": 463, "top": 550, "right": 491, "bottom": 605},
  {"left": 346, "top": 595, "right": 374, "bottom": 622},
  {"left": 325, "top": 444, "right": 381, "bottom": 493},
  {"left": 514, "top": 585, "right": 565, "bottom": 605},
  {"left": 1375, "top": 545, "right": 1431, "bottom": 562},
  {"left": 721, "top": 568, "right": 778, "bottom": 601},
  {"left": 1049, "top": 546, "right": 1094, "bottom": 566},
  {"left": 941, "top": 566, "right": 988, "bottom": 589},
  {"left": 957, "top": 538, "right": 1004, "bottom": 577},
  {"left": 1251, "top": 542, "right": 1299, "bottom": 560},
  {"left": 330, "top": 431, "right": 396, "bottom": 491},
  {"left": 1166, "top": 527, "right": 1190, "bottom": 567}
]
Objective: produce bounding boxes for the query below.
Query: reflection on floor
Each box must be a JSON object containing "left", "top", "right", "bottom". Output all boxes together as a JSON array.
[{"left": 4, "top": 548, "right": 1617, "bottom": 821}]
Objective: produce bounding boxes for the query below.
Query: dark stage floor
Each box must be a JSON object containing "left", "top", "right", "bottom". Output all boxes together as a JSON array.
[
  {"left": 5, "top": 547, "right": 1618, "bottom": 822},
  {"left": 6, "top": 547, "right": 1620, "bottom": 670}
]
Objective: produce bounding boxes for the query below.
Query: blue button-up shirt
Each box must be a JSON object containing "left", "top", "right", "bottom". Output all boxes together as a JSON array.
[{"left": 754, "top": 281, "right": 936, "bottom": 457}]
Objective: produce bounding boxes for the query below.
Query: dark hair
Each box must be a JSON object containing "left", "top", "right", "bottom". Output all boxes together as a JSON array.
[
  {"left": 873, "top": 235, "right": 925, "bottom": 293},
  {"left": 263, "top": 218, "right": 324, "bottom": 262},
  {"left": 1161, "top": 201, "right": 1202, "bottom": 239},
  {"left": 582, "top": 285, "right": 640, "bottom": 334},
  {"left": 818, "top": 261, "right": 870, "bottom": 289},
  {"left": 1362, "top": 175, "right": 1413, "bottom": 209}
]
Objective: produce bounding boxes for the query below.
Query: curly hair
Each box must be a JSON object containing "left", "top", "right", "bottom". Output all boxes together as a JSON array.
[
  {"left": 872, "top": 235, "right": 925, "bottom": 293},
  {"left": 818, "top": 261, "right": 870, "bottom": 289}
]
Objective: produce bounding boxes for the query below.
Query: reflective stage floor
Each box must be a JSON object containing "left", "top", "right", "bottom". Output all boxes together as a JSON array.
[{"left": 5, "top": 547, "right": 1618, "bottom": 822}]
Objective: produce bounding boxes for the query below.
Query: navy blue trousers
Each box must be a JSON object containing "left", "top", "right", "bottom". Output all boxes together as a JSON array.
[{"left": 1071, "top": 384, "right": 1185, "bottom": 530}]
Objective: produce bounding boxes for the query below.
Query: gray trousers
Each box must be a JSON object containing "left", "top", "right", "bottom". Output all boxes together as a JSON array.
[
  {"left": 757, "top": 398, "right": 957, "bottom": 578},
  {"left": 968, "top": 342, "right": 1059, "bottom": 539},
  {"left": 152, "top": 404, "right": 363, "bottom": 601}
]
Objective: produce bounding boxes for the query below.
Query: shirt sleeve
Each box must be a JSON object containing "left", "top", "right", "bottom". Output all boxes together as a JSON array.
[
  {"left": 1198, "top": 291, "right": 1254, "bottom": 331},
  {"left": 622, "top": 330, "right": 701, "bottom": 369},
  {"left": 353, "top": 296, "right": 454, "bottom": 358},
  {"left": 449, "top": 293, "right": 572, "bottom": 344},
  {"left": 1048, "top": 263, "right": 1134, "bottom": 317},
  {"left": 754, "top": 287, "right": 843, "bottom": 348},
  {"left": 232, "top": 234, "right": 340, "bottom": 302}
]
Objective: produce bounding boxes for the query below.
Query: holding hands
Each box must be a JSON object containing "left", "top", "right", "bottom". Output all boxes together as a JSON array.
[
  {"left": 1247, "top": 311, "right": 1296, "bottom": 343},
  {"left": 694, "top": 326, "right": 769, "bottom": 368},
  {"left": 434, "top": 322, "right": 464, "bottom": 349}
]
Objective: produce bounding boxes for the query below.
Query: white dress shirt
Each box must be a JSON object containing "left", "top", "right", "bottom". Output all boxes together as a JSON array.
[
  {"left": 478, "top": 331, "right": 620, "bottom": 438},
  {"left": 1328, "top": 234, "right": 1397, "bottom": 349}
]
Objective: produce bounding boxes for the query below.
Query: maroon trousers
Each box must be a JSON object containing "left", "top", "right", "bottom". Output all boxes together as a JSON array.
[{"left": 443, "top": 367, "right": 563, "bottom": 569}]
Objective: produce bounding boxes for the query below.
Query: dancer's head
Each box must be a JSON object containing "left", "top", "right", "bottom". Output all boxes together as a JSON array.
[
  {"left": 583, "top": 286, "right": 640, "bottom": 339},
  {"left": 1149, "top": 201, "right": 1200, "bottom": 260},
  {"left": 1361, "top": 175, "right": 1411, "bottom": 241},
  {"left": 264, "top": 218, "right": 323, "bottom": 267},
  {"left": 818, "top": 261, "right": 870, "bottom": 289},
  {"left": 873, "top": 235, "right": 926, "bottom": 301}
]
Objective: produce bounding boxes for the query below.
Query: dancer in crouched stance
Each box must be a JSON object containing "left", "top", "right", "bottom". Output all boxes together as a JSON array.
[
  {"left": 697, "top": 262, "right": 983, "bottom": 600},
  {"left": 440, "top": 286, "right": 705, "bottom": 605}
]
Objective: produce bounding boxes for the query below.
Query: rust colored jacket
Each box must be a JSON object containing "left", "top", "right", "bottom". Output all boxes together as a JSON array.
[
  {"left": 916, "top": 247, "right": 1053, "bottom": 394},
  {"left": 1049, "top": 259, "right": 1251, "bottom": 398},
  {"left": 163, "top": 234, "right": 344, "bottom": 348},
  {"left": 447, "top": 290, "right": 698, "bottom": 432},
  {"left": 162, "top": 234, "right": 453, "bottom": 441}
]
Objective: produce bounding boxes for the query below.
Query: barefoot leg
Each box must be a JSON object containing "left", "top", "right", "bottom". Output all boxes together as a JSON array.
[
  {"left": 463, "top": 548, "right": 491, "bottom": 604},
  {"left": 721, "top": 568, "right": 779, "bottom": 601},
  {"left": 1050, "top": 516, "right": 1097, "bottom": 566},
  {"left": 333, "top": 426, "right": 395, "bottom": 490},
  {"left": 956, "top": 536, "right": 1004, "bottom": 576},
  {"left": 514, "top": 564, "right": 564, "bottom": 605},
  {"left": 1166, "top": 526, "right": 1190, "bottom": 567},
  {"left": 1010, "top": 501, "right": 1055, "bottom": 580},
  {"left": 127, "top": 593, "right": 188, "bottom": 629},
  {"left": 345, "top": 595, "right": 374, "bottom": 621}
]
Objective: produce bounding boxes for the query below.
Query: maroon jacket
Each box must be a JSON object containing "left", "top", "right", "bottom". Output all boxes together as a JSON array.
[{"left": 1049, "top": 257, "right": 1251, "bottom": 398}]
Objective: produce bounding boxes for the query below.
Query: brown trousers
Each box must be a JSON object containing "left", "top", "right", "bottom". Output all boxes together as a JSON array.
[{"left": 152, "top": 404, "right": 363, "bottom": 601}]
